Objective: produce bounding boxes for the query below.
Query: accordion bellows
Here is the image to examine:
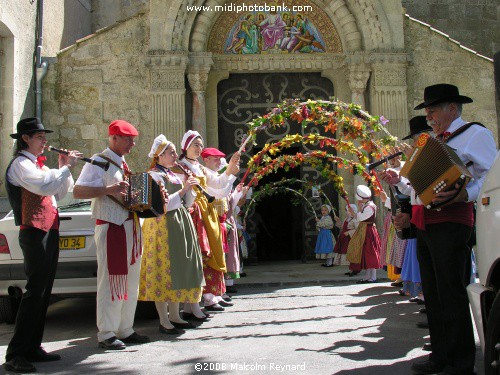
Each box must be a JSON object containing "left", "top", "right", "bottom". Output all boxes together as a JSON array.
[
  {"left": 400, "top": 134, "right": 472, "bottom": 209},
  {"left": 124, "top": 172, "right": 165, "bottom": 218}
]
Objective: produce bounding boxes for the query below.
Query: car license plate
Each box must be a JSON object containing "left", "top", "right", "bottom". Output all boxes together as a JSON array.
[{"left": 59, "top": 236, "right": 86, "bottom": 250}]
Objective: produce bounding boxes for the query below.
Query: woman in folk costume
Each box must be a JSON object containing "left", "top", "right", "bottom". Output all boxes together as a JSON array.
[
  {"left": 333, "top": 203, "right": 358, "bottom": 268},
  {"left": 347, "top": 185, "right": 382, "bottom": 283},
  {"left": 315, "top": 204, "right": 336, "bottom": 267},
  {"left": 138, "top": 135, "right": 206, "bottom": 333},
  {"left": 201, "top": 148, "right": 249, "bottom": 299},
  {"left": 173, "top": 130, "right": 240, "bottom": 312}
]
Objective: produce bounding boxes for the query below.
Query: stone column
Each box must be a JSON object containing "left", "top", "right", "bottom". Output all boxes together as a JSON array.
[
  {"left": 146, "top": 51, "right": 188, "bottom": 148},
  {"left": 369, "top": 53, "right": 409, "bottom": 140},
  {"left": 187, "top": 53, "right": 213, "bottom": 142},
  {"left": 347, "top": 62, "right": 372, "bottom": 196}
]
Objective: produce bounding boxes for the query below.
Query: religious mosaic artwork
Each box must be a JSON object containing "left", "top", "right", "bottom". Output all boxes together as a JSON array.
[{"left": 207, "top": 0, "right": 342, "bottom": 54}]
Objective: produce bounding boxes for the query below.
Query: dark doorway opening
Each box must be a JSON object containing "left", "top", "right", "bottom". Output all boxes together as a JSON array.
[{"left": 248, "top": 146, "right": 303, "bottom": 261}]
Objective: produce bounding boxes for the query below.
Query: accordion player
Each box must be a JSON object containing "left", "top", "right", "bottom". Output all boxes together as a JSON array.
[
  {"left": 400, "top": 133, "right": 472, "bottom": 210},
  {"left": 123, "top": 172, "right": 165, "bottom": 218}
]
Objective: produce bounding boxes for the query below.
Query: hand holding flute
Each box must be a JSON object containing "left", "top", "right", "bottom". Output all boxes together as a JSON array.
[
  {"left": 45, "top": 145, "right": 110, "bottom": 171},
  {"left": 57, "top": 149, "right": 82, "bottom": 168}
]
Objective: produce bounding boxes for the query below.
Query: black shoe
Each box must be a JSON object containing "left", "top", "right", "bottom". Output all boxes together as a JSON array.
[
  {"left": 239, "top": 273, "right": 247, "bottom": 277},
  {"left": 219, "top": 300, "right": 233, "bottom": 307},
  {"left": 411, "top": 359, "right": 444, "bottom": 374},
  {"left": 159, "top": 325, "right": 183, "bottom": 334},
  {"left": 222, "top": 295, "right": 232, "bottom": 302},
  {"left": 419, "top": 308, "right": 427, "bottom": 314},
  {"left": 205, "top": 303, "right": 225, "bottom": 312},
  {"left": 391, "top": 281, "right": 403, "bottom": 287},
  {"left": 344, "top": 272, "right": 352, "bottom": 276},
  {"left": 321, "top": 264, "right": 334, "bottom": 267},
  {"left": 4, "top": 357, "right": 36, "bottom": 373},
  {"left": 416, "top": 321, "right": 429, "bottom": 329},
  {"left": 182, "top": 312, "right": 210, "bottom": 322},
  {"left": 171, "top": 321, "right": 195, "bottom": 329},
  {"left": 26, "top": 347, "right": 61, "bottom": 362},
  {"left": 226, "top": 286, "right": 238, "bottom": 293},
  {"left": 422, "top": 343, "right": 432, "bottom": 352},
  {"left": 356, "top": 279, "right": 376, "bottom": 284},
  {"left": 98, "top": 336, "right": 126, "bottom": 350},
  {"left": 121, "top": 332, "right": 150, "bottom": 344}
]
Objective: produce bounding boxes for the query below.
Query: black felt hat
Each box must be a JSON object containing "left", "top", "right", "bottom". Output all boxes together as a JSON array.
[
  {"left": 10, "top": 117, "right": 53, "bottom": 139},
  {"left": 414, "top": 84, "right": 473, "bottom": 110},
  {"left": 402, "top": 116, "right": 433, "bottom": 140}
]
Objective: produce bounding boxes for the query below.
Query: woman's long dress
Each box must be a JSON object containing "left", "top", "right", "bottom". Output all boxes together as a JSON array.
[
  {"left": 174, "top": 161, "right": 235, "bottom": 297},
  {"left": 138, "top": 168, "right": 204, "bottom": 303}
]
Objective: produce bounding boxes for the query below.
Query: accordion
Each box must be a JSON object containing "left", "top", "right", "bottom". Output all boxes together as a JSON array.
[
  {"left": 400, "top": 134, "right": 472, "bottom": 209},
  {"left": 123, "top": 172, "right": 165, "bottom": 218},
  {"left": 389, "top": 186, "right": 416, "bottom": 239}
]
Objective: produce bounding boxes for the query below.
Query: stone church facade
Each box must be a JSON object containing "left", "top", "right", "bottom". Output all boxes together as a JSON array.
[{"left": 0, "top": 0, "right": 498, "bottom": 258}]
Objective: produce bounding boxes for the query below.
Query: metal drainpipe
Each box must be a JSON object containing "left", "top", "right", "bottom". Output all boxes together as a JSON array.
[{"left": 35, "top": 0, "right": 47, "bottom": 120}]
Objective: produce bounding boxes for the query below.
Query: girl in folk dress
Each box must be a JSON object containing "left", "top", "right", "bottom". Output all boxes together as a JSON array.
[
  {"left": 333, "top": 204, "right": 358, "bottom": 267},
  {"left": 315, "top": 204, "right": 336, "bottom": 267},
  {"left": 348, "top": 185, "right": 382, "bottom": 283},
  {"left": 174, "top": 130, "right": 240, "bottom": 312},
  {"left": 139, "top": 135, "right": 206, "bottom": 332}
]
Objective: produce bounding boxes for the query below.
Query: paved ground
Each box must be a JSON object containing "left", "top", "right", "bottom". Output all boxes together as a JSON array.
[{"left": 0, "top": 261, "right": 484, "bottom": 374}]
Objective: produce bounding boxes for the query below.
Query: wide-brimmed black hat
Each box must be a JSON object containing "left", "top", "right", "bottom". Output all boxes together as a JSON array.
[
  {"left": 402, "top": 116, "right": 433, "bottom": 140},
  {"left": 414, "top": 84, "right": 473, "bottom": 110},
  {"left": 10, "top": 117, "right": 53, "bottom": 139}
]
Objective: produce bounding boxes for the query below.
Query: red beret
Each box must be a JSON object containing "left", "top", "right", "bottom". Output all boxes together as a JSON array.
[
  {"left": 201, "top": 147, "right": 226, "bottom": 158},
  {"left": 108, "top": 120, "right": 139, "bottom": 136}
]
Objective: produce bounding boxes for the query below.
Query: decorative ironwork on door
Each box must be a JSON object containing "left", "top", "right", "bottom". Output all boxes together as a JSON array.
[{"left": 218, "top": 72, "right": 335, "bottom": 260}]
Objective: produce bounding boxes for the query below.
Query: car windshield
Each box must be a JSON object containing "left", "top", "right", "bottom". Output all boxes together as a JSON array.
[{"left": 58, "top": 192, "right": 91, "bottom": 212}]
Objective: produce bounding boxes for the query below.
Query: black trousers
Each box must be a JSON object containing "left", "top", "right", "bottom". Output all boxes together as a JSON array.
[
  {"left": 417, "top": 222, "right": 475, "bottom": 375},
  {"left": 5, "top": 227, "right": 59, "bottom": 361}
]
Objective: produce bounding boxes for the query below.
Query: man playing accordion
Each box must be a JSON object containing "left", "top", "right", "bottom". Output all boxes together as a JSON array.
[{"left": 381, "top": 84, "right": 497, "bottom": 375}]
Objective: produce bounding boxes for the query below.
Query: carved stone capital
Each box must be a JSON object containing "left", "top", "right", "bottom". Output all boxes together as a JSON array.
[
  {"left": 348, "top": 66, "right": 371, "bottom": 94},
  {"left": 187, "top": 71, "right": 210, "bottom": 92},
  {"left": 150, "top": 68, "right": 185, "bottom": 91},
  {"left": 372, "top": 68, "right": 407, "bottom": 87}
]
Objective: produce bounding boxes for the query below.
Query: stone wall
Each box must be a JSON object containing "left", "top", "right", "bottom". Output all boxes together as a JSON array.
[
  {"left": 43, "top": 11, "right": 154, "bottom": 174},
  {"left": 402, "top": 0, "right": 500, "bottom": 59},
  {"left": 405, "top": 15, "right": 498, "bottom": 142}
]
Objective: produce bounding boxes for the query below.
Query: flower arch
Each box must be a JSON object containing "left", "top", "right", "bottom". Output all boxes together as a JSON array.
[{"left": 239, "top": 99, "right": 397, "bottom": 205}]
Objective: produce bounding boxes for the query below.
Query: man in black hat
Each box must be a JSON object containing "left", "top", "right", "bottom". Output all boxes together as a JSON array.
[
  {"left": 381, "top": 84, "right": 497, "bottom": 375},
  {"left": 4, "top": 118, "right": 81, "bottom": 373}
]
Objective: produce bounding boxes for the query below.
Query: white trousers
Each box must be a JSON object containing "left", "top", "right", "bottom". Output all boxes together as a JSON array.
[{"left": 95, "top": 220, "right": 141, "bottom": 342}]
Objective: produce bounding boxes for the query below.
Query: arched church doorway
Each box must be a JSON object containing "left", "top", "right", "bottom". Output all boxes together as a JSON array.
[{"left": 217, "top": 72, "right": 336, "bottom": 261}]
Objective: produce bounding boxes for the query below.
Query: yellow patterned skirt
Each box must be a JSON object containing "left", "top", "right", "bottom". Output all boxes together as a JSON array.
[{"left": 139, "top": 215, "right": 202, "bottom": 303}]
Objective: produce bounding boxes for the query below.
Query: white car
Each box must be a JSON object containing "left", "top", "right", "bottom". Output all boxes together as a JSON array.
[
  {"left": 0, "top": 193, "right": 97, "bottom": 323},
  {"left": 467, "top": 151, "right": 500, "bottom": 375}
]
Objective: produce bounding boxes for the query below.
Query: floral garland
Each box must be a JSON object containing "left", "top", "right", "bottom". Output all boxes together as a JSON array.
[
  {"left": 247, "top": 150, "right": 379, "bottom": 197},
  {"left": 243, "top": 99, "right": 397, "bottom": 159},
  {"left": 246, "top": 133, "right": 369, "bottom": 176}
]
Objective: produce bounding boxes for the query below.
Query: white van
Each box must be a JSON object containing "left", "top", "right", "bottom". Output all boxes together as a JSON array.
[{"left": 467, "top": 151, "right": 500, "bottom": 375}]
